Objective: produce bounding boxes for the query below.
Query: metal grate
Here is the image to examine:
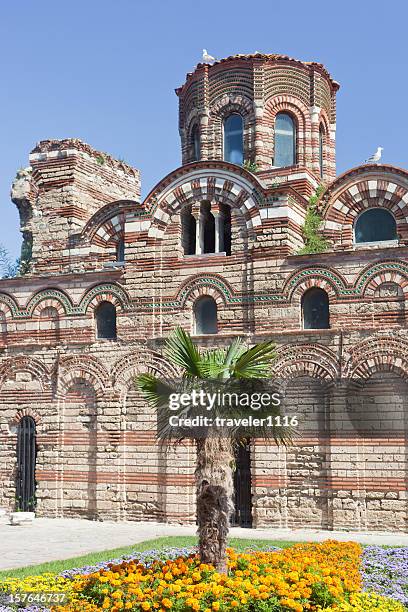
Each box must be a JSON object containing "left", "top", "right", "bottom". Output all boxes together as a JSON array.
[
  {"left": 16, "top": 416, "right": 37, "bottom": 511},
  {"left": 232, "top": 439, "right": 252, "bottom": 528}
]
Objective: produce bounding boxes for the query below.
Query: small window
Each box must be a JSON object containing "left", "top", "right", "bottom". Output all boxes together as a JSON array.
[
  {"left": 223, "top": 114, "right": 244, "bottom": 165},
  {"left": 96, "top": 301, "right": 117, "bottom": 340},
  {"left": 354, "top": 209, "right": 397, "bottom": 244},
  {"left": 302, "top": 288, "right": 330, "bottom": 330},
  {"left": 192, "top": 125, "right": 200, "bottom": 161},
  {"left": 274, "top": 113, "right": 296, "bottom": 167},
  {"left": 116, "top": 238, "right": 125, "bottom": 262},
  {"left": 319, "top": 125, "right": 325, "bottom": 178},
  {"left": 194, "top": 296, "right": 218, "bottom": 335}
]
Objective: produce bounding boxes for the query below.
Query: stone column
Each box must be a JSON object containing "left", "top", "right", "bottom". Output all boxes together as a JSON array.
[{"left": 211, "top": 202, "right": 223, "bottom": 253}]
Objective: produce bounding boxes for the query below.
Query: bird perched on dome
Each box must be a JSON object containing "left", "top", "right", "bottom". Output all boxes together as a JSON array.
[
  {"left": 365, "top": 147, "right": 383, "bottom": 164},
  {"left": 202, "top": 49, "right": 217, "bottom": 64}
]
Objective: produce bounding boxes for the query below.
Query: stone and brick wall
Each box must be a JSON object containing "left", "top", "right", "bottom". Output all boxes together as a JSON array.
[{"left": 0, "top": 54, "right": 407, "bottom": 532}]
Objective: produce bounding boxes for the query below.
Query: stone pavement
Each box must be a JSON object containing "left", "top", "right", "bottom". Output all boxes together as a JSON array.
[{"left": 0, "top": 517, "right": 407, "bottom": 571}]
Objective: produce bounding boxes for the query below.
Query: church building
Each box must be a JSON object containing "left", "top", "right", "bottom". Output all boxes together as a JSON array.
[{"left": 0, "top": 53, "right": 407, "bottom": 531}]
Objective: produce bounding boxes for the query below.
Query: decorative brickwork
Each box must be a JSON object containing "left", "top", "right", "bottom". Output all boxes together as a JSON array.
[{"left": 0, "top": 54, "right": 407, "bottom": 531}]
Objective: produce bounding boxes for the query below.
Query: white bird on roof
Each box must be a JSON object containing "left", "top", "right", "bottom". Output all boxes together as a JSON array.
[
  {"left": 202, "top": 49, "right": 216, "bottom": 64},
  {"left": 365, "top": 146, "right": 383, "bottom": 164}
]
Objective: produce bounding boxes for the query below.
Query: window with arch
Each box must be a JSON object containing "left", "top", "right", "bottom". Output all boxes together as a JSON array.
[
  {"left": 182, "top": 202, "right": 231, "bottom": 256},
  {"left": 354, "top": 208, "right": 397, "bottom": 244},
  {"left": 194, "top": 296, "right": 218, "bottom": 335},
  {"left": 191, "top": 124, "right": 200, "bottom": 161},
  {"left": 116, "top": 237, "right": 125, "bottom": 262},
  {"left": 274, "top": 112, "right": 296, "bottom": 167},
  {"left": 302, "top": 288, "right": 330, "bottom": 330},
  {"left": 223, "top": 114, "right": 243, "bottom": 165},
  {"left": 319, "top": 125, "right": 325, "bottom": 178},
  {"left": 95, "top": 301, "right": 117, "bottom": 340}
]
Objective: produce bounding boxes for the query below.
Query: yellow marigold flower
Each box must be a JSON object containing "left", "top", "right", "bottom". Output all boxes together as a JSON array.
[
  {"left": 212, "top": 603, "right": 220, "bottom": 611},
  {"left": 161, "top": 598, "right": 172, "bottom": 609}
]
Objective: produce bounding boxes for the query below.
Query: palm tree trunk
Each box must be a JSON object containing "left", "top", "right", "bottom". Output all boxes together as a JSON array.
[{"left": 195, "top": 435, "right": 235, "bottom": 573}]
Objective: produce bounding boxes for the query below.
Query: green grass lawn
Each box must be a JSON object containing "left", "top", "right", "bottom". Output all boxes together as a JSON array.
[{"left": 0, "top": 536, "right": 296, "bottom": 580}]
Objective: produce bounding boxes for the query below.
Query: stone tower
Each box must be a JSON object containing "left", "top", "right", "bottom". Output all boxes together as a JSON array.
[{"left": 176, "top": 53, "right": 339, "bottom": 180}]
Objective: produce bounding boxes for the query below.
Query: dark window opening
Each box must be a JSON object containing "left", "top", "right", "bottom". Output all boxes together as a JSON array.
[
  {"left": 16, "top": 416, "right": 37, "bottom": 512},
  {"left": 96, "top": 301, "right": 117, "bottom": 340},
  {"left": 194, "top": 296, "right": 218, "bottom": 335},
  {"left": 116, "top": 238, "right": 125, "bottom": 262},
  {"left": 302, "top": 288, "right": 330, "bottom": 330},
  {"left": 224, "top": 114, "right": 244, "bottom": 165},
  {"left": 192, "top": 124, "right": 200, "bottom": 161},
  {"left": 354, "top": 208, "right": 397, "bottom": 244},
  {"left": 182, "top": 206, "right": 197, "bottom": 255},
  {"left": 319, "top": 125, "right": 325, "bottom": 178},
  {"left": 201, "top": 202, "right": 215, "bottom": 254},
  {"left": 274, "top": 112, "right": 296, "bottom": 167}
]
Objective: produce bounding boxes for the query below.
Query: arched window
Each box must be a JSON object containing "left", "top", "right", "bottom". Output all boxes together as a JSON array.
[
  {"left": 194, "top": 296, "right": 218, "bottom": 335},
  {"left": 116, "top": 237, "right": 125, "bottom": 262},
  {"left": 354, "top": 208, "right": 397, "bottom": 244},
  {"left": 223, "top": 114, "right": 244, "bottom": 165},
  {"left": 191, "top": 124, "right": 200, "bottom": 161},
  {"left": 274, "top": 113, "right": 296, "bottom": 167},
  {"left": 302, "top": 288, "right": 330, "bottom": 330},
  {"left": 319, "top": 125, "right": 325, "bottom": 178},
  {"left": 95, "top": 301, "right": 117, "bottom": 340}
]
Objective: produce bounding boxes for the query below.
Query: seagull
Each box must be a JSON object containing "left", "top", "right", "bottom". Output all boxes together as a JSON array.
[
  {"left": 365, "top": 147, "right": 383, "bottom": 164},
  {"left": 202, "top": 49, "right": 216, "bottom": 64}
]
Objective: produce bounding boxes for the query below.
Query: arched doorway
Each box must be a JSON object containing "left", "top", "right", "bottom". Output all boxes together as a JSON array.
[{"left": 16, "top": 416, "right": 37, "bottom": 511}]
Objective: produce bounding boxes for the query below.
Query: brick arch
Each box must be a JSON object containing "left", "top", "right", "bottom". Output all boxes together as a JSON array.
[
  {"left": 0, "top": 356, "right": 51, "bottom": 391},
  {"left": 263, "top": 95, "right": 311, "bottom": 167},
  {"left": 357, "top": 262, "right": 408, "bottom": 297},
  {"left": 81, "top": 200, "right": 139, "bottom": 244},
  {"left": 177, "top": 274, "right": 233, "bottom": 307},
  {"left": 273, "top": 343, "right": 339, "bottom": 382},
  {"left": 111, "top": 348, "right": 179, "bottom": 399},
  {"left": 290, "top": 278, "right": 338, "bottom": 305},
  {"left": 12, "top": 407, "right": 41, "bottom": 425},
  {"left": 344, "top": 335, "right": 408, "bottom": 382},
  {"left": 321, "top": 167, "right": 408, "bottom": 248},
  {"left": 79, "top": 283, "right": 130, "bottom": 313},
  {"left": 31, "top": 297, "right": 66, "bottom": 318},
  {"left": 283, "top": 267, "right": 347, "bottom": 300},
  {"left": 57, "top": 355, "right": 109, "bottom": 398},
  {"left": 26, "top": 289, "right": 73, "bottom": 316},
  {"left": 0, "top": 293, "right": 19, "bottom": 318},
  {"left": 146, "top": 169, "right": 263, "bottom": 241},
  {"left": 210, "top": 93, "right": 254, "bottom": 119}
]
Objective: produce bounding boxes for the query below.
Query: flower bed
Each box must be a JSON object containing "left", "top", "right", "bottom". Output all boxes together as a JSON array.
[
  {"left": 361, "top": 546, "right": 408, "bottom": 607},
  {"left": 0, "top": 542, "right": 405, "bottom": 611}
]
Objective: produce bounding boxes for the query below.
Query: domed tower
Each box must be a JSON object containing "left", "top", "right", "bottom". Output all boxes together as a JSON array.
[{"left": 176, "top": 53, "right": 339, "bottom": 181}]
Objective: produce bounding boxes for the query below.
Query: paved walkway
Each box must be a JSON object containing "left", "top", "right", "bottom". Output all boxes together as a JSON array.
[{"left": 0, "top": 517, "right": 407, "bottom": 571}]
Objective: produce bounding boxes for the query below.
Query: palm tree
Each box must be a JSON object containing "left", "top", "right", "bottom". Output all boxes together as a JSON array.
[{"left": 137, "top": 327, "right": 290, "bottom": 573}]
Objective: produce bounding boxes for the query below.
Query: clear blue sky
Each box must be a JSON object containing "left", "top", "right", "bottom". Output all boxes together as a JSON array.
[{"left": 1, "top": 0, "right": 407, "bottom": 258}]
